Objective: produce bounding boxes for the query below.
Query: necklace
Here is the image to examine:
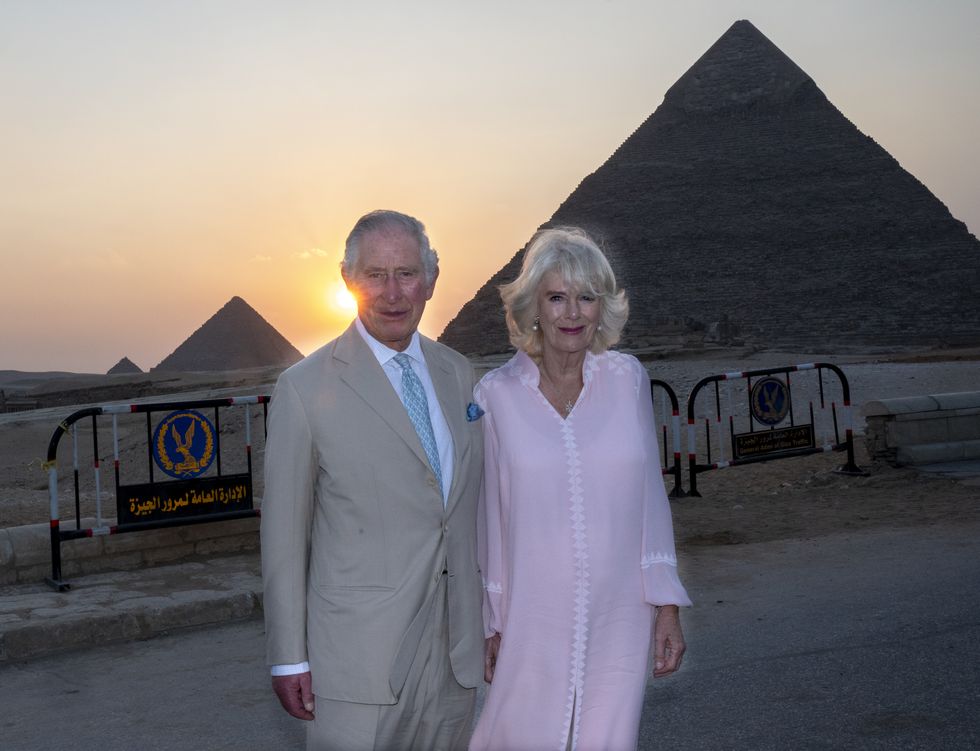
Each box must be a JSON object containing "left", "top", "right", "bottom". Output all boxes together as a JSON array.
[{"left": 539, "top": 368, "right": 581, "bottom": 417}]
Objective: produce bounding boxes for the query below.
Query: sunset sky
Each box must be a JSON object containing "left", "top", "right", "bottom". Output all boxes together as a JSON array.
[{"left": 2, "top": 1, "right": 978, "bottom": 373}]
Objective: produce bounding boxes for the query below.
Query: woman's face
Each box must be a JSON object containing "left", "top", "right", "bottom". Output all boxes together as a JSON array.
[{"left": 535, "top": 270, "right": 601, "bottom": 358}]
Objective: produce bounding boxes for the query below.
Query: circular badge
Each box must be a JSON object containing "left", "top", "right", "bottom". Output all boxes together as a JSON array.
[
  {"left": 750, "top": 377, "right": 789, "bottom": 426},
  {"left": 153, "top": 410, "right": 216, "bottom": 479}
]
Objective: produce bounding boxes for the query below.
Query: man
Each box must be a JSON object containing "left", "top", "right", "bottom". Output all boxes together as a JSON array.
[{"left": 261, "top": 210, "right": 484, "bottom": 750}]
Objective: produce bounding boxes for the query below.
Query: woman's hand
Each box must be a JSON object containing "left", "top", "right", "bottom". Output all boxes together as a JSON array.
[
  {"left": 652, "top": 605, "right": 685, "bottom": 678},
  {"left": 484, "top": 633, "right": 502, "bottom": 683}
]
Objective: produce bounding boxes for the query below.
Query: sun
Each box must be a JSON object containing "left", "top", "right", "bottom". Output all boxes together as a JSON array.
[{"left": 331, "top": 283, "right": 357, "bottom": 313}]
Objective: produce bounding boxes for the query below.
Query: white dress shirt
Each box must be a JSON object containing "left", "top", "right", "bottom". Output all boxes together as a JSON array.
[{"left": 354, "top": 317, "right": 455, "bottom": 505}]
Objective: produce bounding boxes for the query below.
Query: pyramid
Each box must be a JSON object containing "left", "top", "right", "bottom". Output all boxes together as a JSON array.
[
  {"left": 440, "top": 20, "right": 980, "bottom": 355},
  {"left": 153, "top": 296, "right": 304, "bottom": 372},
  {"left": 107, "top": 356, "right": 143, "bottom": 375}
]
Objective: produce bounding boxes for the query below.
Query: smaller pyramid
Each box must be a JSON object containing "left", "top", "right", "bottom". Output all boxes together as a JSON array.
[
  {"left": 107, "top": 357, "right": 143, "bottom": 375},
  {"left": 153, "top": 296, "right": 304, "bottom": 372}
]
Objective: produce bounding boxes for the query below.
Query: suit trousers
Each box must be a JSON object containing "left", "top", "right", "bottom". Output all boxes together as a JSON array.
[{"left": 307, "top": 574, "right": 476, "bottom": 751}]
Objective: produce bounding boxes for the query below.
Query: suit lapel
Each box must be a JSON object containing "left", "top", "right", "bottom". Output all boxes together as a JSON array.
[
  {"left": 422, "top": 338, "right": 467, "bottom": 511},
  {"left": 335, "top": 324, "right": 432, "bottom": 471}
]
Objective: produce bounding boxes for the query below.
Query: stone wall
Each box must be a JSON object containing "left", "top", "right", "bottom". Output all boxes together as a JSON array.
[
  {"left": 863, "top": 392, "right": 980, "bottom": 465},
  {"left": 0, "top": 516, "right": 260, "bottom": 586}
]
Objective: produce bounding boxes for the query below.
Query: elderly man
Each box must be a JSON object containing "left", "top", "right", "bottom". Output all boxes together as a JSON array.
[{"left": 261, "top": 210, "right": 484, "bottom": 750}]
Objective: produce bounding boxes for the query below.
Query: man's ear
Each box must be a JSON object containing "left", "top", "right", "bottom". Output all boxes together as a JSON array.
[
  {"left": 341, "top": 267, "right": 354, "bottom": 290},
  {"left": 425, "top": 266, "right": 440, "bottom": 301}
]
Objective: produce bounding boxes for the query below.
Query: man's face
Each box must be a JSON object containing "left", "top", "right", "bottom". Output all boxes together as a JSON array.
[{"left": 342, "top": 228, "right": 437, "bottom": 352}]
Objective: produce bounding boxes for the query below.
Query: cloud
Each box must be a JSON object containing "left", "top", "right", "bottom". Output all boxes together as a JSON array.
[
  {"left": 250, "top": 254, "right": 273, "bottom": 263},
  {"left": 294, "top": 248, "right": 330, "bottom": 261}
]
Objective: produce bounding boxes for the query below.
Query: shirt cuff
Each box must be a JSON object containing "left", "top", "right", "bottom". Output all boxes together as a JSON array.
[{"left": 271, "top": 661, "right": 310, "bottom": 676}]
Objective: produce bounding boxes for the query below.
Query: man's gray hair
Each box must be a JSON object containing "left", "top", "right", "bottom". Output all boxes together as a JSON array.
[{"left": 342, "top": 210, "right": 439, "bottom": 283}]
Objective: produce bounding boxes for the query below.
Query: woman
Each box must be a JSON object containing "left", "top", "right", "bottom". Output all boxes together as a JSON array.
[{"left": 469, "top": 227, "right": 691, "bottom": 751}]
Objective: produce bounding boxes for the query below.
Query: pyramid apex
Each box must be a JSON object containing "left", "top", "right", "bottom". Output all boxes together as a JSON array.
[
  {"left": 107, "top": 356, "right": 143, "bottom": 375},
  {"left": 664, "top": 19, "right": 818, "bottom": 114},
  {"left": 153, "top": 296, "right": 303, "bottom": 372}
]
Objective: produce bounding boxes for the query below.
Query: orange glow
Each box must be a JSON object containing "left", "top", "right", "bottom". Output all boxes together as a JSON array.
[{"left": 331, "top": 284, "right": 358, "bottom": 314}]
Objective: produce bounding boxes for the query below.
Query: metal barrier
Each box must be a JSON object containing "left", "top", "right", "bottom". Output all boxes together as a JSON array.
[
  {"left": 651, "top": 379, "right": 685, "bottom": 498},
  {"left": 43, "top": 395, "right": 269, "bottom": 590},
  {"left": 685, "top": 363, "right": 862, "bottom": 496}
]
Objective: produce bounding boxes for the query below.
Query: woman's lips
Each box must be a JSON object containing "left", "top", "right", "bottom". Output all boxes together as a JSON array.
[{"left": 559, "top": 326, "right": 585, "bottom": 335}]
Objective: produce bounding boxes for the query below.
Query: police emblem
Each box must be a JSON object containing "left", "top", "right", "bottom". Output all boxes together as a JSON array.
[
  {"left": 750, "top": 377, "right": 790, "bottom": 426},
  {"left": 153, "top": 410, "right": 216, "bottom": 479}
]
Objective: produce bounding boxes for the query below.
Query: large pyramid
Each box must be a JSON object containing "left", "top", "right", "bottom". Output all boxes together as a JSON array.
[
  {"left": 153, "top": 296, "right": 304, "bottom": 372},
  {"left": 440, "top": 20, "right": 980, "bottom": 355}
]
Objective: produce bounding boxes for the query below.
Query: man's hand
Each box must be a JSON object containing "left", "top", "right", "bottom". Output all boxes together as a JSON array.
[
  {"left": 652, "top": 605, "right": 686, "bottom": 678},
  {"left": 484, "top": 633, "right": 502, "bottom": 683},
  {"left": 272, "top": 671, "right": 315, "bottom": 720}
]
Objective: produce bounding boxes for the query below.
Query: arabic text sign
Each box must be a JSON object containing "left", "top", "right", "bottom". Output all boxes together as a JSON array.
[
  {"left": 117, "top": 474, "right": 252, "bottom": 525},
  {"left": 733, "top": 425, "right": 815, "bottom": 460}
]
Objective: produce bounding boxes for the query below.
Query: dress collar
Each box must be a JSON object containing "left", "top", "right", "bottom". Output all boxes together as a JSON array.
[{"left": 513, "top": 348, "right": 600, "bottom": 389}]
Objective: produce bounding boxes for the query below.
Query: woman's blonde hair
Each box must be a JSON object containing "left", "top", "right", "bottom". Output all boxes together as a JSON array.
[{"left": 500, "top": 227, "right": 628, "bottom": 359}]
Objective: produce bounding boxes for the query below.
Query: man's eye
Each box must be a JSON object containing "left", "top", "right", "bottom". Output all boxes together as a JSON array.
[{"left": 398, "top": 270, "right": 417, "bottom": 278}]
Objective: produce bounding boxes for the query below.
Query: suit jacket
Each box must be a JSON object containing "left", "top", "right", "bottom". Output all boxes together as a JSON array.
[{"left": 261, "top": 323, "right": 484, "bottom": 703}]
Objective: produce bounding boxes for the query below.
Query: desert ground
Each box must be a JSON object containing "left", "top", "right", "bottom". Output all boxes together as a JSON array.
[{"left": 1, "top": 346, "right": 977, "bottom": 546}]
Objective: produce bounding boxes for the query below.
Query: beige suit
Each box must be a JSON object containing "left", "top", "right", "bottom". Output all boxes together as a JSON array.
[{"left": 261, "top": 323, "right": 484, "bottom": 705}]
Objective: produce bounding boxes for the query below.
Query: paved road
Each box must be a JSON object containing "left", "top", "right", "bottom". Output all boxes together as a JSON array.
[
  {"left": 642, "top": 522, "right": 980, "bottom": 750},
  {"left": 3, "top": 521, "right": 978, "bottom": 750}
]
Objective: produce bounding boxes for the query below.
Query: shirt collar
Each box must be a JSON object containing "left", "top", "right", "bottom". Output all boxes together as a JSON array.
[{"left": 354, "top": 316, "right": 424, "bottom": 367}]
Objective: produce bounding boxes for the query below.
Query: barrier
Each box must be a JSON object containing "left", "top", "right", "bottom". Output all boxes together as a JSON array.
[
  {"left": 43, "top": 395, "right": 269, "bottom": 590},
  {"left": 685, "top": 363, "right": 863, "bottom": 496},
  {"left": 650, "top": 379, "right": 685, "bottom": 498}
]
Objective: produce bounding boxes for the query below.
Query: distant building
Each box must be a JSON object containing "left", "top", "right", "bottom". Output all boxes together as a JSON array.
[{"left": 0, "top": 389, "right": 38, "bottom": 413}]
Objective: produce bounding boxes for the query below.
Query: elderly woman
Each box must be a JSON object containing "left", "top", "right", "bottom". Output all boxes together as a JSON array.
[{"left": 469, "top": 227, "right": 691, "bottom": 751}]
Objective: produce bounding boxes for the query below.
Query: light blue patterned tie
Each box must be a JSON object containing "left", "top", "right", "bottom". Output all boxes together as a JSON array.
[{"left": 393, "top": 353, "right": 443, "bottom": 495}]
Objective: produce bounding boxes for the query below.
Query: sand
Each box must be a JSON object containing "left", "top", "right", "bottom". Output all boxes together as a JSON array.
[{"left": 1, "top": 348, "right": 978, "bottom": 543}]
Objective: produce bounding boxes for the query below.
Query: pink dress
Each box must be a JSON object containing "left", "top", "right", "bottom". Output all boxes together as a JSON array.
[{"left": 469, "top": 350, "right": 691, "bottom": 751}]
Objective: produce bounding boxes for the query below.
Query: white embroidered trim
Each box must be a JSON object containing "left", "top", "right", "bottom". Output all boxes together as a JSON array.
[
  {"left": 641, "top": 552, "right": 678, "bottom": 568},
  {"left": 483, "top": 580, "right": 503, "bottom": 594},
  {"left": 560, "top": 418, "right": 588, "bottom": 751}
]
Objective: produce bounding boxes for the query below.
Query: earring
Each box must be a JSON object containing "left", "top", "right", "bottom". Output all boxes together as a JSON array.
[
  {"left": 597, "top": 324, "right": 603, "bottom": 331},
  {"left": 532, "top": 317, "right": 540, "bottom": 331}
]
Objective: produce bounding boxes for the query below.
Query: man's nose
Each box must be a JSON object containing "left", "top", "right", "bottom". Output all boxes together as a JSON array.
[{"left": 383, "top": 275, "right": 401, "bottom": 300}]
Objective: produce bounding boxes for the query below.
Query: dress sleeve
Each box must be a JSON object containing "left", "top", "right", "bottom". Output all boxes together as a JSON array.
[
  {"left": 636, "top": 361, "right": 693, "bottom": 607},
  {"left": 476, "top": 383, "right": 508, "bottom": 638}
]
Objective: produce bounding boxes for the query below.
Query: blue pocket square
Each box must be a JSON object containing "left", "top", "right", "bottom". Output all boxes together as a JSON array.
[{"left": 466, "top": 402, "right": 485, "bottom": 422}]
